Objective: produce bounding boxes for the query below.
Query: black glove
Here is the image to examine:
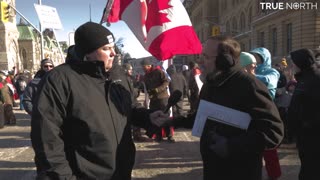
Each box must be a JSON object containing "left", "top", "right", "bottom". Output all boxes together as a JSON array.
[
  {"left": 148, "top": 88, "right": 158, "bottom": 97},
  {"left": 209, "top": 132, "right": 229, "bottom": 158}
]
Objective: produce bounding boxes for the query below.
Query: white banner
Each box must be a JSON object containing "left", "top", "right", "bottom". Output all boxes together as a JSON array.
[{"left": 34, "top": 4, "right": 63, "bottom": 30}]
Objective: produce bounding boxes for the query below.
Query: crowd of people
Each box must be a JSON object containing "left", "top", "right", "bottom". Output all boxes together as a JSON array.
[
  {"left": 0, "top": 21, "right": 319, "bottom": 180},
  {"left": 0, "top": 68, "right": 31, "bottom": 127}
]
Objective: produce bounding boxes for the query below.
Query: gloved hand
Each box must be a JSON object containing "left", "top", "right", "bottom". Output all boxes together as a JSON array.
[
  {"left": 150, "top": 110, "right": 170, "bottom": 127},
  {"left": 148, "top": 88, "right": 158, "bottom": 97},
  {"left": 209, "top": 132, "right": 229, "bottom": 158}
]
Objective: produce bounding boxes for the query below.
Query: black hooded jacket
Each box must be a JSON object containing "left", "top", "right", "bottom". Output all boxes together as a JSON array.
[
  {"left": 287, "top": 64, "right": 320, "bottom": 145},
  {"left": 23, "top": 69, "right": 47, "bottom": 115},
  {"left": 32, "top": 61, "right": 154, "bottom": 179}
]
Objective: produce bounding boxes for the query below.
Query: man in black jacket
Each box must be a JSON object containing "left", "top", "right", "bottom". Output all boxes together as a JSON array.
[
  {"left": 31, "top": 22, "right": 166, "bottom": 180},
  {"left": 156, "top": 35, "right": 284, "bottom": 180},
  {"left": 288, "top": 48, "right": 320, "bottom": 180},
  {"left": 23, "top": 58, "right": 54, "bottom": 116}
]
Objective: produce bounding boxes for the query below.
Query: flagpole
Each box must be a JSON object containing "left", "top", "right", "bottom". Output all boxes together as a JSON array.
[
  {"left": 89, "top": 3, "right": 92, "bottom": 22},
  {"left": 38, "top": 0, "right": 44, "bottom": 60},
  {"left": 99, "top": 7, "right": 106, "bottom": 25},
  {"left": 100, "top": 0, "right": 114, "bottom": 25}
]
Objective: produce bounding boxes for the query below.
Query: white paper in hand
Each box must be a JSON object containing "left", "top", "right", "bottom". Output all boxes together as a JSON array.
[{"left": 192, "top": 100, "right": 251, "bottom": 137}]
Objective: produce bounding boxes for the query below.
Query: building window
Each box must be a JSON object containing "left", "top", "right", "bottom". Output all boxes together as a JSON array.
[
  {"left": 259, "top": 31, "right": 265, "bottom": 47},
  {"left": 248, "top": 7, "right": 252, "bottom": 29},
  {"left": 22, "top": 48, "right": 27, "bottom": 59},
  {"left": 22, "top": 48, "right": 27, "bottom": 69},
  {"left": 232, "top": 17, "right": 238, "bottom": 34},
  {"left": 240, "top": 13, "right": 246, "bottom": 32},
  {"left": 240, "top": 43, "right": 246, "bottom": 51},
  {"left": 286, "top": 23, "right": 292, "bottom": 53},
  {"left": 226, "top": 21, "right": 230, "bottom": 34},
  {"left": 272, "top": 28, "right": 277, "bottom": 56}
]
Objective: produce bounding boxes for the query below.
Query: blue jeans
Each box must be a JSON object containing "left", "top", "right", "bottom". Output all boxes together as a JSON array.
[{"left": 19, "top": 94, "right": 24, "bottom": 110}]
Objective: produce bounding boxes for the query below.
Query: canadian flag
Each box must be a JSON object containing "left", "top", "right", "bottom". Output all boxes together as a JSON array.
[{"left": 102, "top": 0, "right": 202, "bottom": 60}]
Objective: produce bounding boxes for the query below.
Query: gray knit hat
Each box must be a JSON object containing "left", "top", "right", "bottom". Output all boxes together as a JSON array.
[{"left": 41, "top": 58, "right": 54, "bottom": 67}]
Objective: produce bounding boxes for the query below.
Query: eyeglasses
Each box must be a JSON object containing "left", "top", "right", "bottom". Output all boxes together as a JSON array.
[{"left": 43, "top": 65, "right": 53, "bottom": 68}]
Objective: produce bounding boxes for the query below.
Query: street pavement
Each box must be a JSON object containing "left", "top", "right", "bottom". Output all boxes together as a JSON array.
[{"left": 0, "top": 99, "right": 300, "bottom": 180}]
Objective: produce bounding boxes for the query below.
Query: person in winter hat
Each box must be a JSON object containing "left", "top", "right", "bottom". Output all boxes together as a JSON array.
[
  {"left": 288, "top": 48, "right": 320, "bottom": 180},
  {"left": 23, "top": 58, "right": 54, "bottom": 115},
  {"left": 290, "top": 48, "right": 315, "bottom": 71},
  {"left": 40, "top": 59, "right": 54, "bottom": 69},
  {"left": 31, "top": 21, "right": 167, "bottom": 180},
  {"left": 250, "top": 47, "right": 282, "bottom": 180},
  {"left": 240, "top": 51, "right": 256, "bottom": 75}
]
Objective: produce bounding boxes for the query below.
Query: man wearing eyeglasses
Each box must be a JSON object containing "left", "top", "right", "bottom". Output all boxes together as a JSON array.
[
  {"left": 23, "top": 58, "right": 54, "bottom": 116},
  {"left": 154, "top": 35, "right": 284, "bottom": 180},
  {"left": 22, "top": 58, "right": 55, "bottom": 178}
]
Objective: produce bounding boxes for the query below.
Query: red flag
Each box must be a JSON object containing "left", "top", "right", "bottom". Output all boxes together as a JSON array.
[{"left": 103, "top": 0, "right": 202, "bottom": 60}]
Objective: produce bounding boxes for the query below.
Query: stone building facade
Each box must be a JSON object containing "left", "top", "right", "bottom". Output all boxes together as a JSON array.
[
  {"left": 17, "top": 24, "right": 65, "bottom": 73},
  {"left": 0, "top": 0, "right": 65, "bottom": 74},
  {"left": 0, "top": 0, "right": 20, "bottom": 71},
  {"left": 186, "top": 0, "right": 320, "bottom": 64}
]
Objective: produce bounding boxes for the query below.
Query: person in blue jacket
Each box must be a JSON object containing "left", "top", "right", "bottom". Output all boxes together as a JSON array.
[
  {"left": 250, "top": 47, "right": 280, "bottom": 99},
  {"left": 250, "top": 47, "right": 281, "bottom": 180}
]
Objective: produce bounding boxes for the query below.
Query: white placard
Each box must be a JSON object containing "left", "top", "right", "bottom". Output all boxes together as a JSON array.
[
  {"left": 34, "top": 4, "right": 63, "bottom": 30},
  {"left": 192, "top": 100, "right": 252, "bottom": 137}
]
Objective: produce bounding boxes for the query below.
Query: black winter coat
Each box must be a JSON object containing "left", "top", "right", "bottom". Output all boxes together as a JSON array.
[
  {"left": 23, "top": 70, "right": 47, "bottom": 115},
  {"left": 32, "top": 61, "right": 154, "bottom": 180},
  {"left": 287, "top": 65, "right": 320, "bottom": 151},
  {"left": 176, "top": 66, "right": 283, "bottom": 180}
]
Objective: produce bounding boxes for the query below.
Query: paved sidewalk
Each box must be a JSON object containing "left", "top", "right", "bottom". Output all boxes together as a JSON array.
[
  {"left": 131, "top": 129, "right": 300, "bottom": 180},
  {"left": 0, "top": 104, "right": 300, "bottom": 180},
  {"left": 133, "top": 95, "right": 301, "bottom": 180}
]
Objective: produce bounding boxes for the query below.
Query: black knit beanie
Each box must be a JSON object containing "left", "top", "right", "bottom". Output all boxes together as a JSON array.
[
  {"left": 74, "top": 22, "right": 115, "bottom": 60},
  {"left": 290, "top": 48, "right": 315, "bottom": 70}
]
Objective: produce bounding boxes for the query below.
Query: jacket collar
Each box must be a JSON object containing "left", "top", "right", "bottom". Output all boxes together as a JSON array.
[
  {"left": 206, "top": 64, "right": 242, "bottom": 87},
  {"left": 71, "top": 61, "right": 107, "bottom": 79}
]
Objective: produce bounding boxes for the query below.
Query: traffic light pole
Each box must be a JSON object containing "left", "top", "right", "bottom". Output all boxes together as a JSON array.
[
  {"left": 8, "top": 3, "right": 44, "bottom": 60},
  {"left": 7, "top": 4, "right": 40, "bottom": 33}
]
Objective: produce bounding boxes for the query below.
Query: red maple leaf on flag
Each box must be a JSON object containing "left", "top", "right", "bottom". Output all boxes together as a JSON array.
[{"left": 146, "top": 0, "right": 172, "bottom": 33}]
